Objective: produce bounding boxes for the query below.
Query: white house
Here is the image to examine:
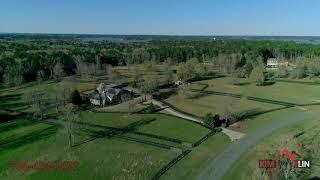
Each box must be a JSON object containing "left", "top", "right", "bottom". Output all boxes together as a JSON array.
[{"left": 267, "top": 58, "right": 289, "bottom": 68}]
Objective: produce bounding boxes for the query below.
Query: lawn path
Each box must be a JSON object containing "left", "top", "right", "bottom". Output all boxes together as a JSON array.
[
  {"left": 198, "top": 111, "right": 314, "bottom": 180},
  {"left": 152, "top": 100, "right": 202, "bottom": 124}
]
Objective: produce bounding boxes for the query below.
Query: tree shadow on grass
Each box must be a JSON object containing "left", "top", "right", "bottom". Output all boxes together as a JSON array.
[
  {"left": 153, "top": 89, "right": 177, "bottom": 100},
  {"left": 188, "top": 73, "right": 226, "bottom": 83},
  {"left": 0, "top": 93, "right": 22, "bottom": 102},
  {"left": 0, "top": 112, "right": 28, "bottom": 124},
  {"left": 233, "top": 82, "right": 250, "bottom": 86},
  {"left": 229, "top": 107, "right": 290, "bottom": 124},
  {"left": 0, "top": 125, "right": 58, "bottom": 152},
  {"left": 72, "top": 118, "right": 156, "bottom": 147},
  {"left": 0, "top": 93, "right": 30, "bottom": 113}
]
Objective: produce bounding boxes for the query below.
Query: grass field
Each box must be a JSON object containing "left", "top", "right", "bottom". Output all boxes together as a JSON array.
[
  {"left": 0, "top": 117, "right": 179, "bottom": 180},
  {"left": 2, "top": 68, "right": 320, "bottom": 179},
  {"left": 79, "top": 111, "right": 210, "bottom": 143},
  {"left": 0, "top": 77, "right": 216, "bottom": 180},
  {"left": 200, "top": 77, "right": 320, "bottom": 105},
  {"left": 166, "top": 93, "right": 282, "bottom": 118},
  {"left": 162, "top": 133, "right": 231, "bottom": 180}
]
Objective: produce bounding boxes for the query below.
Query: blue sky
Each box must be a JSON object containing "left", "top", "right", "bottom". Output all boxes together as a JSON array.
[{"left": 0, "top": 0, "right": 319, "bottom": 35}]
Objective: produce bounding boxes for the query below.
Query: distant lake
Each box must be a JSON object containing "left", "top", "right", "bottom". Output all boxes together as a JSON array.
[{"left": 1, "top": 33, "right": 320, "bottom": 44}]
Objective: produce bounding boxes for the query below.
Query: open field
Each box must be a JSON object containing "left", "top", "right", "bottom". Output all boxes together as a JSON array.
[
  {"left": 79, "top": 111, "right": 210, "bottom": 143},
  {"left": 165, "top": 93, "right": 282, "bottom": 118},
  {"left": 162, "top": 133, "right": 231, "bottom": 180},
  {"left": 0, "top": 118, "right": 178, "bottom": 180},
  {"left": 2, "top": 65, "right": 320, "bottom": 179},
  {"left": 0, "top": 77, "right": 222, "bottom": 180},
  {"left": 199, "top": 77, "right": 320, "bottom": 105}
]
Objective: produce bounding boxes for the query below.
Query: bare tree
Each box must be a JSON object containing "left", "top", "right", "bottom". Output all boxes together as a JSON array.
[
  {"left": 53, "top": 62, "right": 64, "bottom": 81},
  {"left": 140, "top": 72, "right": 159, "bottom": 96},
  {"left": 25, "top": 90, "right": 46, "bottom": 120},
  {"left": 127, "top": 99, "right": 136, "bottom": 114},
  {"left": 3, "top": 64, "right": 23, "bottom": 88},
  {"left": 107, "top": 65, "right": 120, "bottom": 84},
  {"left": 62, "top": 105, "right": 80, "bottom": 148},
  {"left": 36, "top": 70, "right": 45, "bottom": 84},
  {"left": 130, "top": 66, "right": 143, "bottom": 87}
]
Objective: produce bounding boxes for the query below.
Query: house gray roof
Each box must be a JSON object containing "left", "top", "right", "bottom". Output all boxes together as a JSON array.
[
  {"left": 90, "top": 92, "right": 106, "bottom": 101},
  {"left": 106, "top": 88, "right": 122, "bottom": 100}
]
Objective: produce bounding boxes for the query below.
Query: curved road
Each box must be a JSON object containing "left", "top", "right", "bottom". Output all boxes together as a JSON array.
[{"left": 198, "top": 111, "right": 314, "bottom": 180}]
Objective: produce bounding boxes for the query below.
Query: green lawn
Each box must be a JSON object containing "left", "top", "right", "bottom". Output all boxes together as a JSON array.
[
  {"left": 162, "top": 133, "right": 231, "bottom": 180},
  {"left": 3, "top": 74, "right": 320, "bottom": 179},
  {"left": 165, "top": 93, "right": 282, "bottom": 118},
  {"left": 229, "top": 107, "right": 306, "bottom": 133},
  {"left": 200, "top": 77, "right": 320, "bottom": 105},
  {"left": 0, "top": 117, "right": 177, "bottom": 180},
  {"left": 137, "top": 114, "right": 210, "bottom": 143},
  {"left": 80, "top": 111, "right": 210, "bottom": 143},
  {"left": 0, "top": 110, "right": 215, "bottom": 179}
]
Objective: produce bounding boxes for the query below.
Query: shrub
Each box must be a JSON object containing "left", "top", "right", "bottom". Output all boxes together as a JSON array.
[
  {"left": 244, "top": 62, "right": 254, "bottom": 78},
  {"left": 307, "top": 59, "right": 320, "bottom": 77},
  {"left": 213, "top": 114, "right": 221, "bottom": 127},
  {"left": 291, "top": 61, "right": 307, "bottom": 79},
  {"left": 249, "top": 66, "right": 265, "bottom": 85},
  {"left": 203, "top": 113, "right": 214, "bottom": 129},
  {"left": 233, "top": 68, "right": 246, "bottom": 78},
  {"left": 71, "top": 90, "right": 82, "bottom": 105},
  {"left": 276, "top": 64, "right": 289, "bottom": 78},
  {"left": 145, "top": 103, "right": 156, "bottom": 113},
  {"left": 195, "top": 63, "right": 207, "bottom": 77},
  {"left": 221, "top": 123, "right": 228, "bottom": 128}
]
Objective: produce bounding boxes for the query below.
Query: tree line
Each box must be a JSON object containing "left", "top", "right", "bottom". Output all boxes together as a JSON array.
[{"left": 3, "top": 38, "right": 320, "bottom": 87}]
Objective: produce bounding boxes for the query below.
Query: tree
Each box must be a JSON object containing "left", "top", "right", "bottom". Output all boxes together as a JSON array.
[
  {"left": 140, "top": 72, "right": 159, "bottom": 95},
  {"left": 250, "top": 66, "right": 265, "bottom": 86},
  {"left": 61, "top": 105, "right": 80, "bottom": 148},
  {"left": 131, "top": 48, "right": 150, "bottom": 64},
  {"left": 53, "top": 62, "right": 64, "bottom": 81},
  {"left": 291, "top": 61, "right": 307, "bottom": 79},
  {"left": 71, "top": 89, "right": 82, "bottom": 105},
  {"left": 143, "top": 60, "right": 153, "bottom": 71},
  {"left": 177, "top": 58, "right": 204, "bottom": 82},
  {"left": 107, "top": 65, "right": 120, "bottom": 84},
  {"left": 164, "top": 69, "right": 174, "bottom": 85},
  {"left": 277, "top": 64, "right": 289, "bottom": 78},
  {"left": 3, "top": 64, "right": 23, "bottom": 88},
  {"left": 195, "top": 63, "right": 207, "bottom": 77},
  {"left": 213, "top": 114, "right": 221, "bottom": 127},
  {"left": 243, "top": 62, "right": 254, "bottom": 78},
  {"left": 307, "top": 58, "right": 320, "bottom": 77},
  {"left": 204, "top": 113, "right": 214, "bottom": 129},
  {"left": 130, "top": 66, "right": 143, "bottom": 88},
  {"left": 25, "top": 90, "right": 46, "bottom": 120},
  {"left": 176, "top": 63, "right": 189, "bottom": 82},
  {"left": 36, "top": 70, "right": 45, "bottom": 84},
  {"left": 127, "top": 99, "right": 137, "bottom": 114}
]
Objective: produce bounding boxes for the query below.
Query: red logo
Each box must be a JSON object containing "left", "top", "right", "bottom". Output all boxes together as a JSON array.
[{"left": 259, "top": 147, "right": 310, "bottom": 170}]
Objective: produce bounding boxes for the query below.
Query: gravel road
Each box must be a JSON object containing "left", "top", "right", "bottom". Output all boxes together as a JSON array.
[{"left": 198, "top": 112, "right": 314, "bottom": 180}]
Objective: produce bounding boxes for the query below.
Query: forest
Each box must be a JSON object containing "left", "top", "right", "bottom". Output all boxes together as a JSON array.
[{"left": 2, "top": 37, "right": 320, "bottom": 87}]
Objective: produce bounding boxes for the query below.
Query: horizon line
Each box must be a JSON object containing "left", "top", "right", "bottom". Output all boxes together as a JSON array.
[{"left": 1, "top": 32, "right": 320, "bottom": 37}]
